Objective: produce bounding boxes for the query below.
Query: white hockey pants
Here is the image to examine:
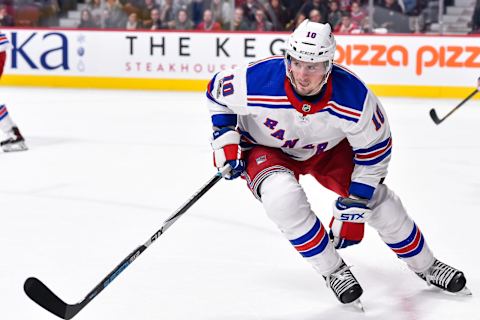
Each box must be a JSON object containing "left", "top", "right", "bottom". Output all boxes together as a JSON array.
[{"left": 259, "top": 172, "right": 435, "bottom": 275}]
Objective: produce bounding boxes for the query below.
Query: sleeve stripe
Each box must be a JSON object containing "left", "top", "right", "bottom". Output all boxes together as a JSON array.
[
  {"left": 354, "top": 148, "right": 391, "bottom": 166},
  {"left": 211, "top": 114, "right": 237, "bottom": 127},
  {"left": 355, "top": 138, "right": 392, "bottom": 160},
  {"left": 354, "top": 136, "right": 391, "bottom": 154},
  {"left": 348, "top": 182, "right": 375, "bottom": 199},
  {"left": 353, "top": 136, "right": 392, "bottom": 165}
]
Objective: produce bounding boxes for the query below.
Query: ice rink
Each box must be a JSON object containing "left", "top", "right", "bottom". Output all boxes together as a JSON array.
[{"left": 1, "top": 86, "right": 479, "bottom": 320}]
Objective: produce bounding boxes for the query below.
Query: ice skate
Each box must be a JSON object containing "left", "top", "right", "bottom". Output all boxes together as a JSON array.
[
  {"left": 324, "top": 261, "right": 364, "bottom": 309},
  {"left": 416, "top": 259, "right": 471, "bottom": 295},
  {"left": 1, "top": 126, "right": 28, "bottom": 152}
]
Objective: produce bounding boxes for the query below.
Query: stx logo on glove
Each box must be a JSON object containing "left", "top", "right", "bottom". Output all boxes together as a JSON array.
[{"left": 340, "top": 213, "right": 366, "bottom": 221}]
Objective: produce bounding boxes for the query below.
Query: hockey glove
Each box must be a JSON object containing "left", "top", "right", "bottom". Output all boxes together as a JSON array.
[
  {"left": 211, "top": 127, "right": 245, "bottom": 180},
  {"left": 329, "top": 196, "right": 372, "bottom": 249}
]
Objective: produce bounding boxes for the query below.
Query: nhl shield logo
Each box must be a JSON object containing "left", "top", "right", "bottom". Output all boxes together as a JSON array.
[{"left": 302, "top": 104, "right": 311, "bottom": 112}]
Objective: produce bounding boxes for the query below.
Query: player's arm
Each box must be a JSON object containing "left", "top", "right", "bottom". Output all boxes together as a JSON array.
[
  {"left": 346, "top": 91, "right": 392, "bottom": 200},
  {"left": 329, "top": 91, "right": 391, "bottom": 248},
  {"left": 206, "top": 68, "right": 247, "bottom": 179}
]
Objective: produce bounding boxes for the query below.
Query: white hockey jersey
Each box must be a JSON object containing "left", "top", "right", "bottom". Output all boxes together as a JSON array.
[{"left": 206, "top": 56, "right": 392, "bottom": 200}]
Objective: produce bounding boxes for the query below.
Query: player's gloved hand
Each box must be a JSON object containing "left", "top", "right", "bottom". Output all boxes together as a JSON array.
[
  {"left": 329, "top": 196, "right": 372, "bottom": 249},
  {"left": 211, "top": 127, "right": 245, "bottom": 180}
]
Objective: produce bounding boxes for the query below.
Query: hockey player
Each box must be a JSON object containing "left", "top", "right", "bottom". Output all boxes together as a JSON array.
[
  {"left": 0, "top": 31, "right": 27, "bottom": 152},
  {"left": 206, "top": 20, "right": 469, "bottom": 306}
]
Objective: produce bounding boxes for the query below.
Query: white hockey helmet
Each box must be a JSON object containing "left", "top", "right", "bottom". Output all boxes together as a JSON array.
[
  {"left": 286, "top": 19, "right": 336, "bottom": 65},
  {"left": 285, "top": 20, "right": 336, "bottom": 94}
]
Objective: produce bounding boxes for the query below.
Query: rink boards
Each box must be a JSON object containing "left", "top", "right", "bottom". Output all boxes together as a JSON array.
[{"left": 1, "top": 28, "right": 479, "bottom": 98}]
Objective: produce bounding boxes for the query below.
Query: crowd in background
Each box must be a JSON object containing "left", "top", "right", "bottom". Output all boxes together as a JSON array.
[{"left": 0, "top": 0, "right": 478, "bottom": 33}]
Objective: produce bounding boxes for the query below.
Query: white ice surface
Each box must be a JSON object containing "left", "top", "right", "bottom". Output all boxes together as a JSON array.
[{"left": 1, "top": 87, "right": 479, "bottom": 320}]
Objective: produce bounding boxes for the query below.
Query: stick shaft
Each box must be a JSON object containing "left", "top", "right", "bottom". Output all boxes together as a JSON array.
[{"left": 431, "top": 89, "right": 478, "bottom": 124}]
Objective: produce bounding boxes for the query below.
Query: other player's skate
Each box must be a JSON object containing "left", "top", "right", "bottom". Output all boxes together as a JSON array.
[
  {"left": 1, "top": 126, "right": 28, "bottom": 152},
  {"left": 416, "top": 259, "right": 471, "bottom": 295},
  {"left": 324, "top": 261, "right": 364, "bottom": 310}
]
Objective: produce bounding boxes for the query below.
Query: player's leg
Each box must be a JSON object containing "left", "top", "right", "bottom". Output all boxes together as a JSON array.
[
  {"left": 244, "top": 146, "right": 362, "bottom": 304},
  {"left": 0, "top": 51, "right": 27, "bottom": 152},
  {"left": 0, "top": 104, "right": 27, "bottom": 152},
  {"left": 368, "top": 184, "right": 468, "bottom": 293}
]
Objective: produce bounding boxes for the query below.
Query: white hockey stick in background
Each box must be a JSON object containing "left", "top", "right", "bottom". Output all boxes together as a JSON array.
[{"left": 24, "top": 165, "right": 231, "bottom": 319}]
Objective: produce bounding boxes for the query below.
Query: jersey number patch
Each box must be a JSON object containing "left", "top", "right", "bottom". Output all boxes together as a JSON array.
[
  {"left": 372, "top": 104, "right": 385, "bottom": 131},
  {"left": 222, "top": 75, "right": 234, "bottom": 96}
]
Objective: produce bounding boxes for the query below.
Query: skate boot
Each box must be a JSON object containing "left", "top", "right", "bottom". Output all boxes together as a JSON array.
[
  {"left": 324, "top": 261, "right": 364, "bottom": 306},
  {"left": 1, "top": 127, "right": 28, "bottom": 152},
  {"left": 416, "top": 259, "right": 470, "bottom": 294}
]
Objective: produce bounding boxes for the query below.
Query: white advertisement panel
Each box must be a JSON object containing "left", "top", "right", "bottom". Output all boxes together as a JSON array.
[{"left": 3, "top": 29, "right": 480, "bottom": 88}]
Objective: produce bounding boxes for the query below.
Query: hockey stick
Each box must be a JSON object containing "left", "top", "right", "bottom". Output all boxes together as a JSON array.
[
  {"left": 24, "top": 165, "right": 231, "bottom": 320},
  {"left": 429, "top": 88, "right": 478, "bottom": 125}
]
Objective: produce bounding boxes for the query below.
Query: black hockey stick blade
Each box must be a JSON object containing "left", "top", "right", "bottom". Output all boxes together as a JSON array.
[
  {"left": 24, "top": 277, "right": 82, "bottom": 320},
  {"left": 429, "top": 108, "right": 442, "bottom": 124}
]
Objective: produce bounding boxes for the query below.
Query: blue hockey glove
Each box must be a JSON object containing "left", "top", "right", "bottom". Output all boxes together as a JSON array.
[
  {"left": 211, "top": 128, "right": 245, "bottom": 180},
  {"left": 329, "top": 196, "right": 372, "bottom": 249}
]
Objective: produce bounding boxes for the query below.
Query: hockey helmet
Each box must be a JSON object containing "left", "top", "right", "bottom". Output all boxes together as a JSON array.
[{"left": 285, "top": 20, "right": 336, "bottom": 94}]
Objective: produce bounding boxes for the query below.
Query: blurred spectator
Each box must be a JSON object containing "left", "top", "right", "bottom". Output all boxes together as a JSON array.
[
  {"left": 401, "top": 0, "right": 417, "bottom": 14},
  {"left": 280, "top": 0, "right": 306, "bottom": 27},
  {"left": 139, "top": 0, "right": 158, "bottom": 21},
  {"left": 224, "top": 6, "right": 251, "bottom": 30},
  {"left": 171, "top": 8, "right": 194, "bottom": 29},
  {"left": 13, "top": 2, "right": 42, "bottom": 27},
  {"left": 374, "top": 0, "right": 410, "bottom": 32},
  {"left": 78, "top": 8, "right": 98, "bottom": 28},
  {"left": 264, "top": 0, "right": 289, "bottom": 31},
  {"left": 197, "top": 8, "right": 222, "bottom": 30},
  {"left": 188, "top": 0, "right": 206, "bottom": 26},
  {"left": 309, "top": 8, "right": 323, "bottom": 23},
  {"left": 350, "top": 1, "right": 367, "bottom": 25},
  {"left": 251, "top": 8, "right": 273, "bottom": 30},
  {"left": 379, "top": 0, "right": 403, "bottom": 13},
  {"left": 358, "top": 15, "right": 372, "bottom": 32},
  {"left": 337, "top": 0, "right": 352, "bottom": 11},
  {"left": 210, "top": 0, "right": 232, "bottom": 27},
  {"left": 88, "top": 0, "right": 105, "bottom": 26},
  {"left": 0, "top": 4, "right": 14, "bottom": 26},
  {"left": 143, "top": 7, "right": 162, "bottom": 29},
  {"left": 104, "top": 0, "right": 127, "bottom": 28},
  {"left": 242, "top": 0, "right": 261, "bottom": 23},
  {"left": 286, "top": 11, "right": 306, "bottom": 30},
  {"left": 160, "top": 0, "right": 176, "bottom": 28},
  {"left": 300, "top": 0, "right": 329, "bottom": 23},
  {"left": 126, "top": 12, "right": 142, "bottom": 29},
  {"left": 334, "top": 11, "right": 359, "bottom": 32},
  {"left": 472, "top": 0, "right": 480, "bottom": 33},
  {"left": 327, "top": 0, "right": 341, "bottom": 29},
  {"left": 39, "top": 0, "right": 60, "bottom": 27}
]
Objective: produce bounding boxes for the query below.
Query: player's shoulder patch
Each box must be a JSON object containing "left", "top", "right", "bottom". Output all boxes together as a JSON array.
[{"left": 206, "top": 67, "right": 247, "bottom": 108}]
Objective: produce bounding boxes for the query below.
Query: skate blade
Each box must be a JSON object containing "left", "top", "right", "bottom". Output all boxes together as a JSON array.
[
  {"left": 455, "top": 286, "right": 472, "bottom": 296},
  {"left": 2, "top": 142, "right": 28, "bottom": 152},
  {"left": 349, "top": 299, "right": 365, "bottom": 312}
]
